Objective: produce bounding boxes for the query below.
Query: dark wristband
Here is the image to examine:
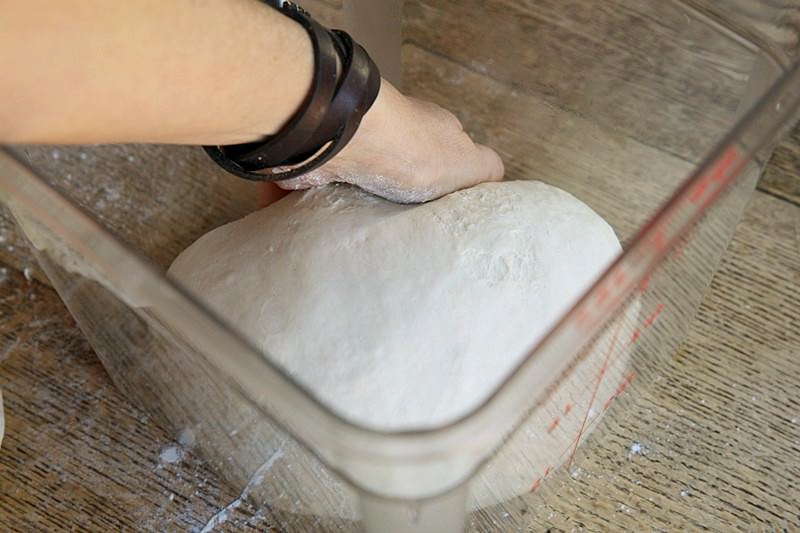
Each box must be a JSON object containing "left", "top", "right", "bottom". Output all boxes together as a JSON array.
[{"left": 203, "top": 1, "right": 381, "bottom": 182}]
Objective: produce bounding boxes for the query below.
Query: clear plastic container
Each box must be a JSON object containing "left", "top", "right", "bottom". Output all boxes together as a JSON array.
[{"left": 2, "top": 1, "right": 799, "bottom": 531}]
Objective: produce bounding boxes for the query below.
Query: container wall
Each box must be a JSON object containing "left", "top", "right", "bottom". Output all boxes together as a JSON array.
[
  {"left": 470, "top": 140, "right": 770, "bottom": 516},
  {"left": 404, "top": 0, "right": 764, "bottom": 239},
  {"left": 3, "top": 173, "right": 361, "bottom": 524}
]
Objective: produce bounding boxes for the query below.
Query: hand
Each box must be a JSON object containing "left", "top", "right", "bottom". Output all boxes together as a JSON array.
[{"left": 269, "top": 79, "right": 504, "bottom": 204}]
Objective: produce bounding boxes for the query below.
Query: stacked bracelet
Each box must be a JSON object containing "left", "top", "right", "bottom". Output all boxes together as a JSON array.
[{"left": 204, "top": 1, "right": 381, "bottom": 181}]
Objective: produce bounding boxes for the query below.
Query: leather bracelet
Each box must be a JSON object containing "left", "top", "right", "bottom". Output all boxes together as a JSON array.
[{"left": 203, "top": 1, "right": 381, "bottom": 182}]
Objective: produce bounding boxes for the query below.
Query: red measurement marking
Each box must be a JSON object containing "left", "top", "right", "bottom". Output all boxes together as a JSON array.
[
  {"left": 638, "top": 273, "right": 651, "bottom": 294},
  {"left": 648, "top": 227, "right": 667, "bottom": 254},
  {"left": 544, "top": 302, "right": 667, "bottom": 485},
  {"left": 644, "top": 303, "right": 665, "bottom": 327},
  {"left": 570, "top": 301, "right": 663, "bottom": 400},
  {"left": 689, "top": 146, "right": 740, "bottom": 205},
  {"left": 702, "top": 148, "right": 745, "bottom": 213},
  {"left": 547, "top": 416, "right": 560, "bottom": 433},
  {"left": 711, "top": 146, "right": 739, "bottom": 182},
  {"left": 591, "top": 277, "right": 628, "bottom": 317},
  {"left": 602, "top": 396, "right": 613, "bottom": 411},
  {"left": 575, "top": 307, "right": 591, "bottom": 330},
  {"left": 625, "top": 303, "right": 664, "bottom": 348},
  {"left": 613, "top": 371, "right": 636, "bottom": 398},
  {"left": 602, "top": 371, "right": 636, "bottom": 411},
  {"left": 567, "top": 318, "right": 624, "bottom": 468},
  {"left": 612, "top": 270, "right": 627, "bottom": 287},
  {"left": 535, "top": 303, "right": 667, "bottom": 480},
  {"left": 689, "top": 180, "right": 708, "bottom": 203},
  {"left": 528, "top": 466, "right": 554, "bottom": 493},
  {"left": 596, "top": 285, "right": 610, "bottom": 305}
]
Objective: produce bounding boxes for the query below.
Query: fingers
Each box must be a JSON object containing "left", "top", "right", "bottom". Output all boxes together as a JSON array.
[
  {"left": 257, "top": 183, "right": 291, "bottom": 208},
  {"left": 476, "top": 143, "right": 505, "bottom": 183},
  {"left": 263, "top": 88, "right": 505, "bottom": 204},
  {"left": 443, "top": 140, "right": 505, "bottom": 195},
  {"left": 430, "top": 107, "right": 503, "bottom": 195}
]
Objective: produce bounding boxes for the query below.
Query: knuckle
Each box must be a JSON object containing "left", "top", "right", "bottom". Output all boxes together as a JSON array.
[{"left": 439, "top": 108, "right": 464, "bottom": 131}]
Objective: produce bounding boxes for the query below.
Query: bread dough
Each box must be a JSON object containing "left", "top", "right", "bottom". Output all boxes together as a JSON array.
[{"left": 169, "top": 181, "right": 621, "bottom": 430}]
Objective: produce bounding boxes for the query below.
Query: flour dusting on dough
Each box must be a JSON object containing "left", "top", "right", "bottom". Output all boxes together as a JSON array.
[{"left": 169, "top": 181, "right": 621, "bottom": 430}]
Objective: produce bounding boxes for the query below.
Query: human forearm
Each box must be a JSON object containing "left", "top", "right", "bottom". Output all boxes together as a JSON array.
[
  {"left": 0, "top": 0, "right": 313, "bottom": 145},
  {"left": 1, "top": 1, "right": 505, "bottom": 202}
]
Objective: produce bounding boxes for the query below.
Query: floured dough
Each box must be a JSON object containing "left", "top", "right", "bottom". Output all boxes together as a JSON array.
[{"left": 169, "top": 180, "right": 621, "bottom": 431}]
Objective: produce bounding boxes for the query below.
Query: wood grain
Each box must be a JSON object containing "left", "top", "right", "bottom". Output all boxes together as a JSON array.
[
  {"left": 0, "top": 268, "right": 248, "bottom": 532},
  {"left": 2, "top": 0, "right": 798, "bottom": 283},
  {"left": 401, "top": 44, "right": 694, "bottom": 242},
  {"left": 760, "top": 124, "right": 800, "bottom": 205},
  {"left": 404, "top": 0, "right": 753, "bottom": 163},
  {"left": 695, "top": 0, "right": 800, "bottom": 57},
  {"left": 1, "top": 187, "right": 797, "bottom": 531},
  {"left": 495, "top": 190, "right": 800, "bottom": 532},
  {"left": 0, "top": 144, "right": 258, "bottom": 287}
]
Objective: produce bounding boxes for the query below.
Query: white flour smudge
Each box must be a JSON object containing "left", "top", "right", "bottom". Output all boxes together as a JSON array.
[
  {"left": 627, "top": 442, "right": 645, "bottom": 459},
  {"left": 197, "top": 449, "right": 284, "bottom": 533},
  {"left": 177, "top": 427, "right": 195, "bottom": 447},
  {"left": 159, "top": 445, "right": 183, "bottom": 464}
]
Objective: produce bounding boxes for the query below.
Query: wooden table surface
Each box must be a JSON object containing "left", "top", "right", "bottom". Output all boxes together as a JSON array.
[{"left": 1, "top": 1, "right": 799, "bottom": 531}]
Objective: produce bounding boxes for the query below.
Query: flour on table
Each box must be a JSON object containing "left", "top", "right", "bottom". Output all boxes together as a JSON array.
[{"left": 169, "top": 181, "right": 620, "bottom": 430}]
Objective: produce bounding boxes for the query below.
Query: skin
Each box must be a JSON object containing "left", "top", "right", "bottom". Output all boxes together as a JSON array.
[{"left": 0, "top": 0, "right": 503, "bottom": 204}]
